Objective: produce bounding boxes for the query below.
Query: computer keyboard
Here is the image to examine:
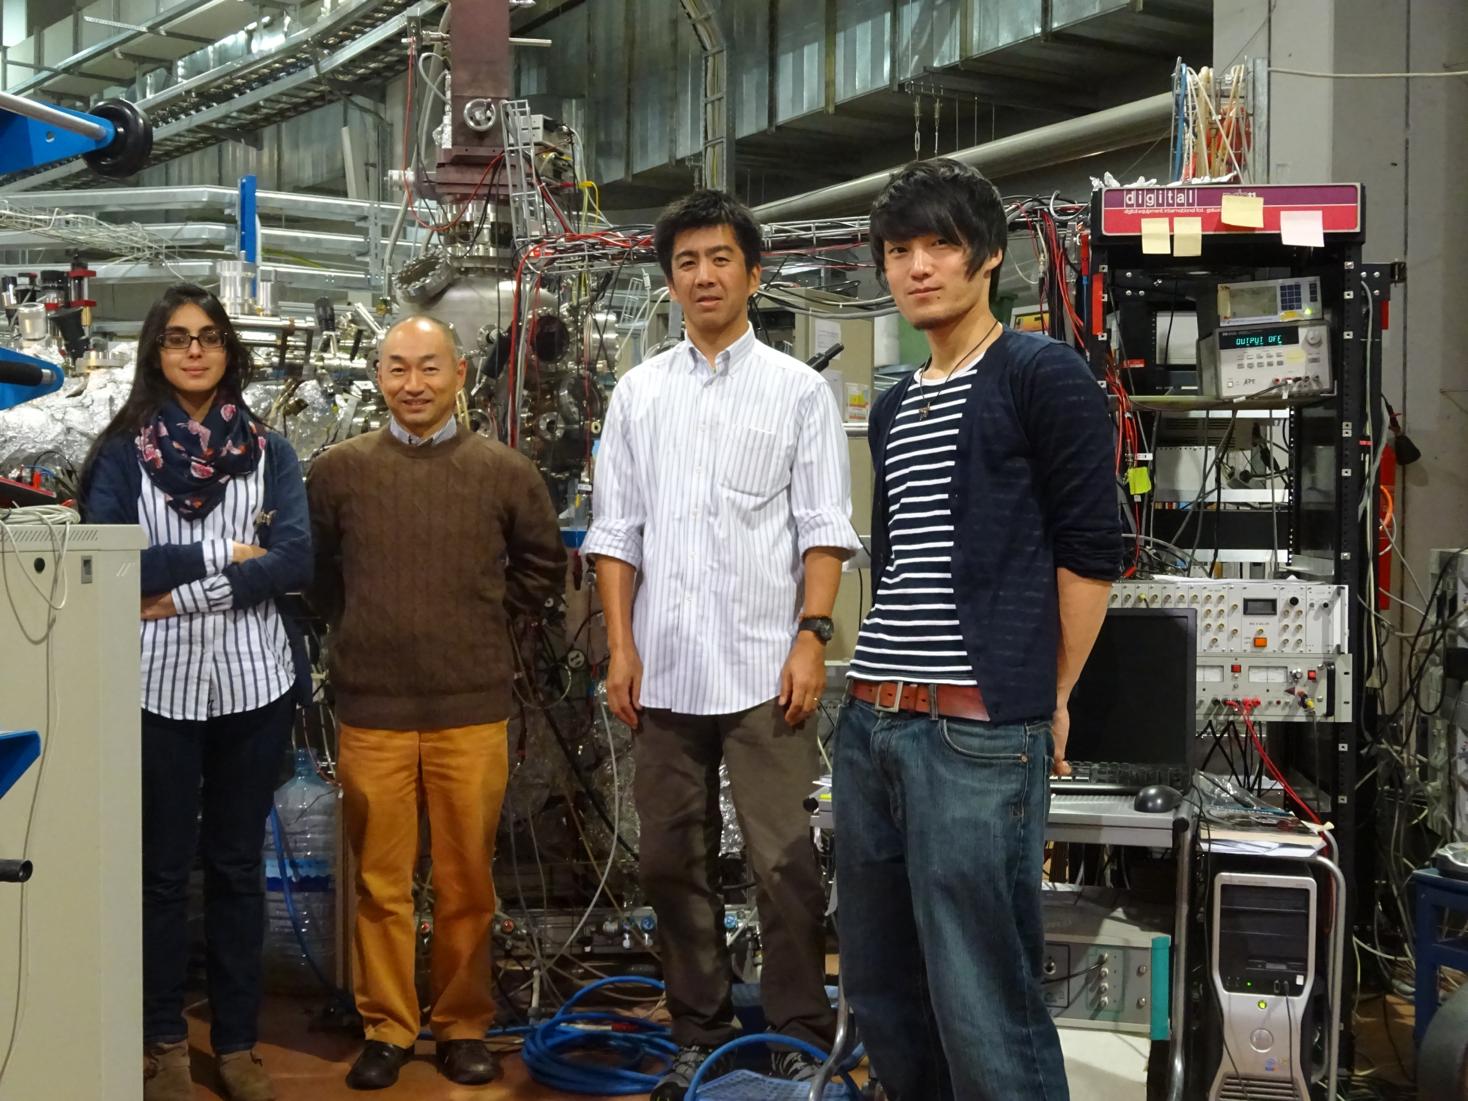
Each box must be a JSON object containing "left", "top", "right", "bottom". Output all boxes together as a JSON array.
[{"left": 1050, "top": 761, "right": 1193, "bottom": 795}]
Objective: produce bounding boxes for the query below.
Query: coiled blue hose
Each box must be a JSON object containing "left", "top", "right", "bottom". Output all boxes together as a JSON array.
[{"left": 519, "top": 975, "right": 679, "bottom": 1095}]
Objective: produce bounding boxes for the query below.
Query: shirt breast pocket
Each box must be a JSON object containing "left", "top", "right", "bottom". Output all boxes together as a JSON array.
[{"left": 720, "top": 425, "right": 789, "bottom": 497}]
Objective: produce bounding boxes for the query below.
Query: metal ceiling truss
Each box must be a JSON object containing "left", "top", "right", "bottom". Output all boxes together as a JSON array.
[{"left": 2, "top": 0, "right": 445, "bottom": 193}]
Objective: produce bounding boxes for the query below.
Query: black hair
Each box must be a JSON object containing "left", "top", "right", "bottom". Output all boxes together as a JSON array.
[
  {"left": 652, "top": 189, "right": 763, "bottom": 279},
  {"left": 869, "top": 158, "right": 1008, "bottom": 294},
  {"left": 81, "top": 284, "right": 256, "bottom": 482}
]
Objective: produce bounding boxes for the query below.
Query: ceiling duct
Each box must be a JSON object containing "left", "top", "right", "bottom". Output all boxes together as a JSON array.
[{"left": 752, "top": 92, "right": 1173, "bottom": 221}]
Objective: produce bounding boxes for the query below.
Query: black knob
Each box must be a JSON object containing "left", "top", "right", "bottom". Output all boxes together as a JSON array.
[{"left": 83, "top": 98, "right": 153, "bottom": 179}]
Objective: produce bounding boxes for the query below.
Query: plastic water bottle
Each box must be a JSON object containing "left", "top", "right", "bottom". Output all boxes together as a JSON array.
[{"left": 262, "top": 748, "right": 338, "bottom": 993}]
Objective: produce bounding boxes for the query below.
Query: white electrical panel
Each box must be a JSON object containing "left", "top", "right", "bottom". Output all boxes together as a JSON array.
[
  {"left": 1429, "top": 548, "right": 1468, "bottom": 645},
  {"left": 1191, "top": 653, "right": 1351, "bottom": 723},
  {"left": 1110, "top": 580, "right": 1352, "bottom": 722},
  {"left": 0, "top": 524, "right": 143, "bottom": 1101},
  {"left": 1110, "top": 580, "right": 1347, "bottom": 653}
]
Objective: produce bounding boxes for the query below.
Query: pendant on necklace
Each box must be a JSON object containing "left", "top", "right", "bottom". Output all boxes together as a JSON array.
[{"left": 919, "top": 404, "right": 931, "bottom": 419}]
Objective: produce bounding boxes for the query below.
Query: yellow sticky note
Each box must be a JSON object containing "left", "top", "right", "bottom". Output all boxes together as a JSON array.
[
  {"left": 1172, "top": 216, "right": 1203, "bottom": 257},
  {"left": 1221, "top": 193, "right": 1264, "bottom": 228},
  {"left": 1279, "top": 209, "right": 1325, "bottom": 247},
  {"left": 1126, "top": 467, "right": 1153, "bottom": 496},
  {"left": 1141, "top": 217, "right": 1171, "bottom": 254}
]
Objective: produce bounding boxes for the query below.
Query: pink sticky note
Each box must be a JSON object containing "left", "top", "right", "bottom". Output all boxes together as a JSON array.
[{"left": 1279, "top": 209, "right": 1325, "bottom": 248}]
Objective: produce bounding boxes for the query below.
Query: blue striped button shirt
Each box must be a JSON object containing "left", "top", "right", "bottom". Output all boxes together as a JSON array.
[
  {"left": 584, "top": 326, "right": 862, "bottom": 715},
  {"left": 139, "top": 459, "right": 295, "bottom": 720}
]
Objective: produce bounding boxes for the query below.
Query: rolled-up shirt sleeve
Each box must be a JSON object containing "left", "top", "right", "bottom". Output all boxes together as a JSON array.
[
  {"left": 170, "top": 573, "right": 235, "bottom": 616},
  {"left": 582, "top": 385, "right": 646, "bottom": 569},
  {"left": 1020, "top": 344, "right": 1123, "bottom": 580},
  {"left": 791, "top": 382, "right": 862, "bottom": 559}
]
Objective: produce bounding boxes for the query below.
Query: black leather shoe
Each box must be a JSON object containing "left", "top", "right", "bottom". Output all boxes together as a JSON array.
[
  {"left": 436, "top": 1040, "right": 501, "bottom": 1086},
  {"left": 345, "top": 1041, "right": 411, "bottom": 1090}
]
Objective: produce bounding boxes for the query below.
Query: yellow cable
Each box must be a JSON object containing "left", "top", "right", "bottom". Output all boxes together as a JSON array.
[{"left": 578, "top": 180, "right": 601, "bottom": 214}]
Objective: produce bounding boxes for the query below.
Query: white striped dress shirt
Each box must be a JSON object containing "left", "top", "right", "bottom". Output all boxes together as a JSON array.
[
  {"left": 138, "top": 459, "right": 295, "bottom": 720},
  {"left": 584, "top": 326, "right": 862, "bottom": 715}
]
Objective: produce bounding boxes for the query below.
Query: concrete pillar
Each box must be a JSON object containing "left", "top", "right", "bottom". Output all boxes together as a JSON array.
[{"left": 1213, "top": 0, "right": 1468, "bottom": 592}]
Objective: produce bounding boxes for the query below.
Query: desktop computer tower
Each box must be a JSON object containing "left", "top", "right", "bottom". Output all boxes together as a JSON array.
[{"left": 1204, "top": 871, "right": 1323, "bottom": 1100}]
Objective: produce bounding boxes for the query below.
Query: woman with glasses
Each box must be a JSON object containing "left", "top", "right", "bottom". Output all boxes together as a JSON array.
[{"left": 81, "top": 284, "right": 311, "bottom": 1101}]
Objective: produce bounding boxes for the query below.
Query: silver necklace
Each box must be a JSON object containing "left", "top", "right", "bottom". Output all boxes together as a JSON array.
[{"left": 918, "top": 318, "right": 1001, "bottom": 418}]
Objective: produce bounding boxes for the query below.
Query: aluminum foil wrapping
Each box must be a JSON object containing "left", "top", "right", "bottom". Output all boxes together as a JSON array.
[
  {"left": 586, "top": 751, "right": 639, "bottom": 859},
  {"left": 244, "top": 378, "right": 343, "bottom": 462},
  {"left": 500, "top": 708, "right": 574, "bottom": 826},
  {"left": 719, "top": 763, "right": 745, "bottom": 856},
  {"left": 595, "top": 706, "right": 634, "bottom": 761},
  {"left": 0, "top": 345, "right": 138, "bottom": 472}
]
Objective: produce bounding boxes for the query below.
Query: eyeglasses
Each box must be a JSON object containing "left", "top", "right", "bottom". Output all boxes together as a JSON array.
[{"left": 159, "top": 328, "right": 225, "bottom": 350}]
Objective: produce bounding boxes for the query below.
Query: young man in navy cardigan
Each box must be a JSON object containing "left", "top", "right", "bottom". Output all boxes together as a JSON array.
[{"left": 835, "top": 159, "right": 1122, "bottom": 1100}]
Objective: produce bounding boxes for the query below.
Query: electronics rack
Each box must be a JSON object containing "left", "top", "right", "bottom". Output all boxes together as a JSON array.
[{"left": 1083, "top": 184, "right": 1396, "bottom": 1077}]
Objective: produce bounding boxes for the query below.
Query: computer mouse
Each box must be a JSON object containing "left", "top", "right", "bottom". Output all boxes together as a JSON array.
[{"left": 1134, "top": 784, "right": 1183, "bottom": 813}]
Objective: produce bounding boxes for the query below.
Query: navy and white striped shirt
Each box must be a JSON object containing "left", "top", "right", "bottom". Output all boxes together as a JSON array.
[
  {"left": 850, "top": 363, "right": 979, "bottom": 685},
  {"left": 584, "top": 326, "right": 862, "bottom": 714},
  {"left": 139, "top": 460, "right": 295, "bottom": 720}
]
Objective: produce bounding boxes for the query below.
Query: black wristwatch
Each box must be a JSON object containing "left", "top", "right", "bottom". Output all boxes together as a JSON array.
[{"left": 798, "top": 616, "right": 834, "bottom": 644}]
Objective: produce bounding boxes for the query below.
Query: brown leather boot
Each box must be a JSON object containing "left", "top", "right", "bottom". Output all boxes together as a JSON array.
[
  {"left": 218, "top": 1049, "right": 276, "bottom": 1101},
  {"left": 143, "top": 1040, "right": 191, "bottom": 1101}
]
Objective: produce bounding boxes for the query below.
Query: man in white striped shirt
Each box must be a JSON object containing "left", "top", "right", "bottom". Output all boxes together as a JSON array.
[{"left": 584, "top": 190, "right": 861, "bottom": 1097}]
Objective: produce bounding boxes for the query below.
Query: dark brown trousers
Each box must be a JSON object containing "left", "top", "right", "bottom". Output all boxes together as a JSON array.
[{"left": 634, "top": 699, "right": 836, "bottom": 1048}]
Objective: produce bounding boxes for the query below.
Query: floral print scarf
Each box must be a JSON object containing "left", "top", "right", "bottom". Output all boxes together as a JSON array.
[{"left": 136, "top": 395, "right": 264, "bottom": 520}]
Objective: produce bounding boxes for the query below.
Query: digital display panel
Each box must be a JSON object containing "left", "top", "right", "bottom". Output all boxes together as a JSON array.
[
  {"left": 1226, "top": 284, "right": 1280, "bottom": 319},
  {"left": 1243, "top": 598, "right": 1278, "bottom": 616},
  {"left": 1219, "top": 329, "right": 1300, "bottom": 350}
]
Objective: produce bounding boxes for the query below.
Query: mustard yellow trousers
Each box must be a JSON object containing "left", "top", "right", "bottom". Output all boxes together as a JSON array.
[{"left": 337, "top": 721, "right": 509, "bottom": 1047}]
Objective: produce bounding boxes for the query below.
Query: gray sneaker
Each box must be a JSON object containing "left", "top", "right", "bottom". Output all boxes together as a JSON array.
[
  {"left": 651, "top": 1044, "right": 733, "bottom": 1101},
  {"left": 772, "top": 1048, "right": 826, "bottom": 1082}
]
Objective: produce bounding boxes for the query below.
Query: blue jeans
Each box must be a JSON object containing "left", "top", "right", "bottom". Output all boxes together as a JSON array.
[
  {"left": 833, "top": 697, "right": 1069, "bottom": 1101},
  {"left": 142, "top": 692, "right": 295, "bottom": 1053}
]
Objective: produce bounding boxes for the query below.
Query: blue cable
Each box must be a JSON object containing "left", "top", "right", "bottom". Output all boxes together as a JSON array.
[
  {"left": 685, "top": 1032, "right": 863, "bottom": 1100},
  {"left": 519, "top": 975, "right": 678, "bottom": 1095}
]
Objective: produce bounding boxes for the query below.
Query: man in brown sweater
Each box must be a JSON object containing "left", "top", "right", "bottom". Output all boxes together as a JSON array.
[{"left": 307, "top": 315, "right": 566, "bottom": 1091}]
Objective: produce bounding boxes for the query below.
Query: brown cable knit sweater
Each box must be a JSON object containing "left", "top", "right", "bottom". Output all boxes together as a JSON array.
[{"left": 306, "top": 426, "right": 567, "bottom": 729}]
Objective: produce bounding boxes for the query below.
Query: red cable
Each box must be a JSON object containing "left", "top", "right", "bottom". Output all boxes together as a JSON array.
[
  {"left": 408, "top": 155, "right": 504, "bottom": 234},
  {"left": 1227, "top": 700, "right": 1323, "bottom": 824}
]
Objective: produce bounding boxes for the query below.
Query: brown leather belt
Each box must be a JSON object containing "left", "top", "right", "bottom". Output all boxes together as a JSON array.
[{"left": 848, "top": 679, "right": 990, "bottom": 722}]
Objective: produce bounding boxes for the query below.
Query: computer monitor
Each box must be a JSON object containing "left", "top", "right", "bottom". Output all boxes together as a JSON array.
[{"left": 1065, "top": 606, "right": 1197, "bottom": 766}]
